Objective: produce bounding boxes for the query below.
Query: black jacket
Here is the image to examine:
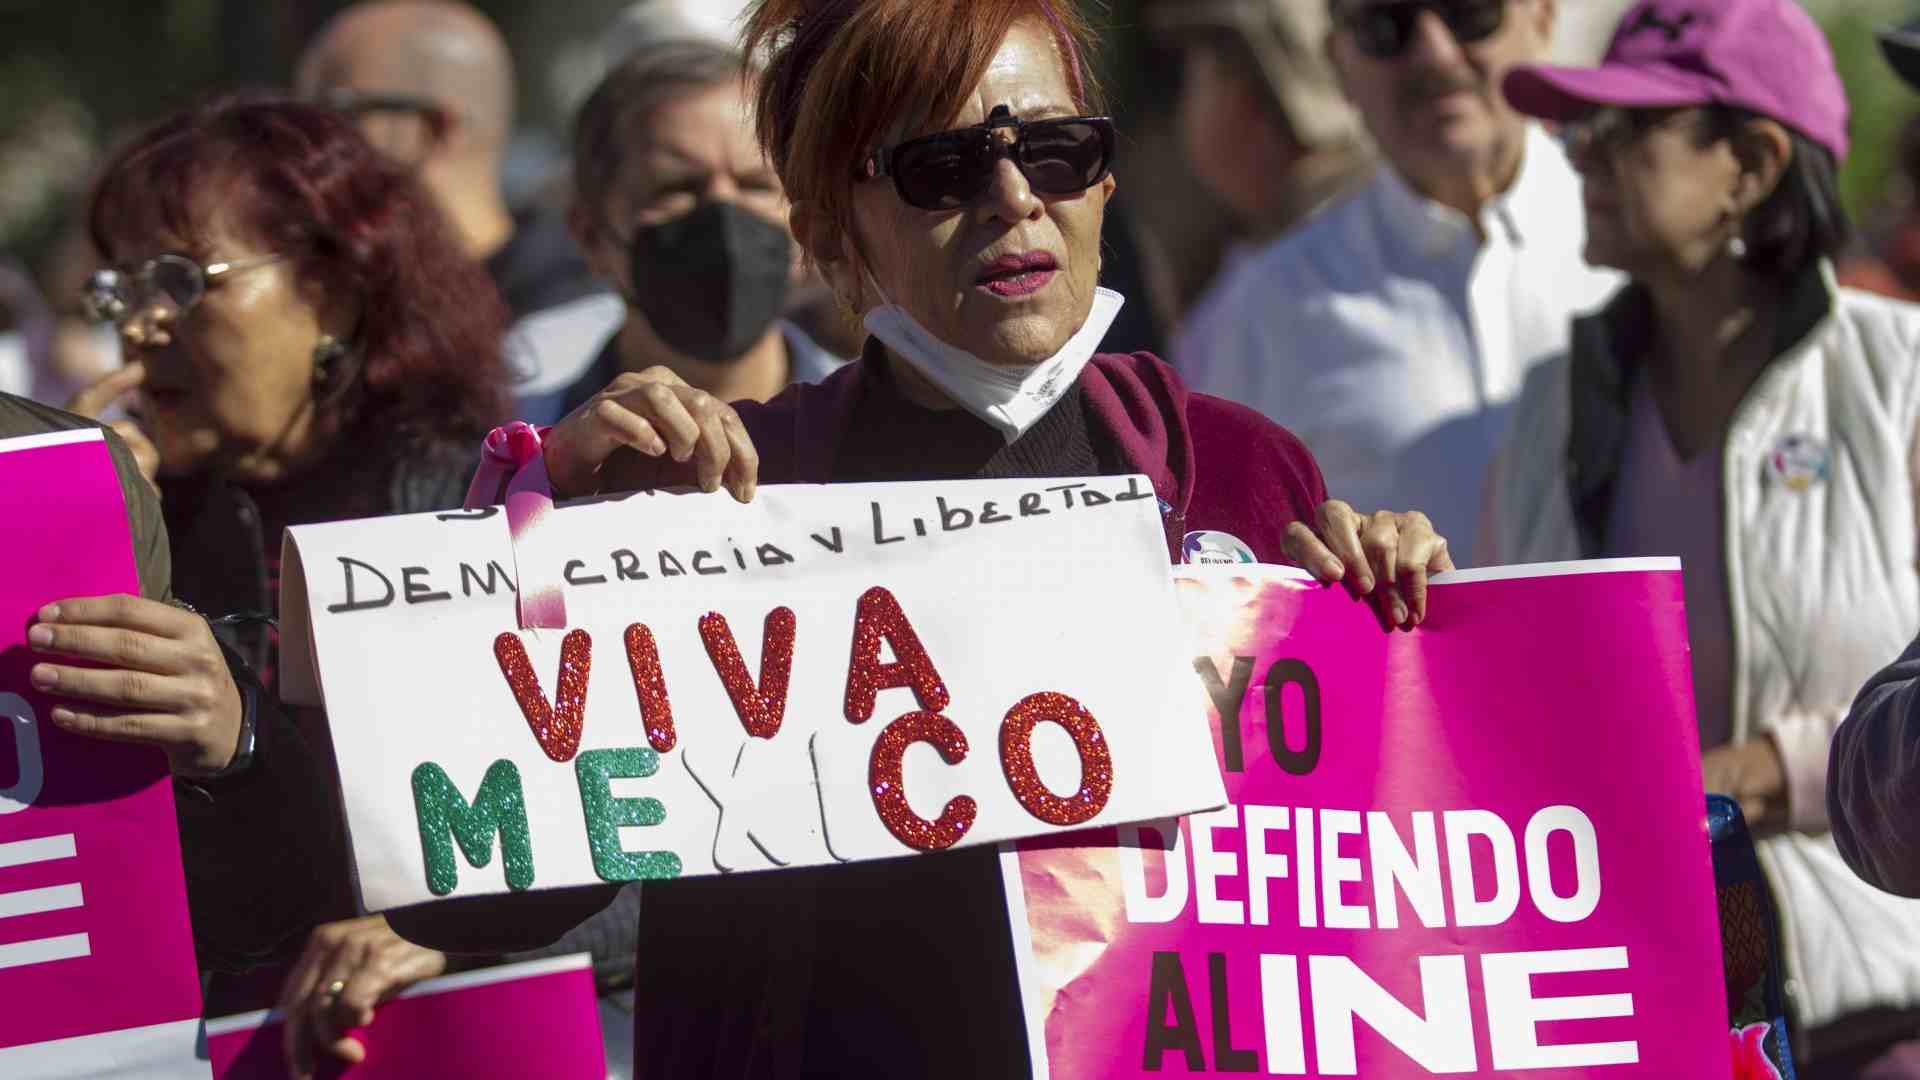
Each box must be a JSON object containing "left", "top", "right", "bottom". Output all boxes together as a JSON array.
[{"left": 162, "top": 435, "right": 478, "bottom": 983}]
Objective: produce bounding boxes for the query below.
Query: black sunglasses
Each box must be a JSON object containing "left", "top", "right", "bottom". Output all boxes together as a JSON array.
[
  {"left": 859, "top": 105, "right": 1117, "bottom": 212},
  {"left": 1558, "top": 106, "right": 1698, "bottom": 161},
  {"left": 1339, "top": 0, "right": 1508, "bottom": 59}
]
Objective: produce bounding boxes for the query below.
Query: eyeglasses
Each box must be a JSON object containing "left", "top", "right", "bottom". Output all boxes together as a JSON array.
[
  {"left": 311, "top": 88, "right": 444, "bottom": 121},
  {"left": 1338, "top": 0, "right": 1508, "bottom": 59},
  {"left": 859, "top": 105, "right": 1117, "bottom": 212},
  {"left": 82, "top": 253, "right": 285, "bottom": 326},
  {"left": 1557, "top": 106, "right": 1694, "bottom": 161}
]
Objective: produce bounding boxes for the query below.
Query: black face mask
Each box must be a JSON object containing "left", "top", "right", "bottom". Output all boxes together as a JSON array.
[{"left": 626, "top": 200, "right": 794, "bottom": 364}]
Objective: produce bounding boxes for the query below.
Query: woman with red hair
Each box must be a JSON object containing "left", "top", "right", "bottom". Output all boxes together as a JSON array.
[
  {"left": 80, "top": 96, "right": 510, "bottom": 666},
  {"left": 371, "top": 1, "right": 1451, "bottom": 1075},
  {"left": 71, "top": 97, "right": 512, "bottom": 1020}
]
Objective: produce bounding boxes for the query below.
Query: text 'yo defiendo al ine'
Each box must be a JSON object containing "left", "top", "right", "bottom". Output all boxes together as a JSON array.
[{"left": 1124, "top": 651, "right": 1639, "bottom": 1073}]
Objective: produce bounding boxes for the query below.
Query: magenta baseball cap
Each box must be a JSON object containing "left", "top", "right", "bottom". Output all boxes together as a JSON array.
[{"left": 1503, "top": 0, "right": 1849, "bottom": 162}]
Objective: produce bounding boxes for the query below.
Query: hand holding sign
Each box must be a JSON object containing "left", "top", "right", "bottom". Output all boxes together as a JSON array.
[
  {"left": 27, "top": 593, "right": 245, "bottom": 779},
  {"left": 1282, "top": 500, "right": 1454, "bottom": 630},
  {"left": 277, "top": 914, "right": 449, "bottom": 1079},
  {"left": 543, "top": 366, "right": 758, "bottom": 501}
]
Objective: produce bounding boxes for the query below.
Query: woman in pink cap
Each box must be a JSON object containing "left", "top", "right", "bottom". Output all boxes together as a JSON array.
[{"left": 1481, "top": 0, "right": 1920, "bottom": 1074}]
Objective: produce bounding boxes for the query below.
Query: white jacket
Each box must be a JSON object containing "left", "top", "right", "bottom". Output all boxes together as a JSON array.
[{"left": 1480, "top": 265, "right": 1920, "bottom": 1029}]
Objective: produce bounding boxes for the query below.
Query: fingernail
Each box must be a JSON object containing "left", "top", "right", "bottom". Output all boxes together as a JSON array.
[
  {"left": 27, "top": 625, "right": 52, "bottom": 648},
  {"left": 1326, "top": 558, "right": 1345, "bottom": 579},
  {"left": 30, "top": 666, "right": 56, "bottom": 690},
  {"left": 50, "top": 707, "right": 74, "bottom": 725},
  {"left": 1357, "top": 574, "right": 1375, "bottom": 593},
  {"left": 37, "top": 603, "right": 59, "bottom": 621}
]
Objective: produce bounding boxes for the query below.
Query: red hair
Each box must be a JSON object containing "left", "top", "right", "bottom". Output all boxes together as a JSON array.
[
  {"left": 742, "top": 0, "right": 1104, "bottom": 234},
  {"left": 89, "top": 97, "right": 510, "bottom": 450}
]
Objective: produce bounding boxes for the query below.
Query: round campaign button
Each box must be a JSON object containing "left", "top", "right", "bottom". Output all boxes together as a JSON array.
[
  {"left": 1768, "top": 434, "right": 1829, "bottom": 493},
  {"left": 1182, "top": 530, "right": 1257, "bottom": 565}
]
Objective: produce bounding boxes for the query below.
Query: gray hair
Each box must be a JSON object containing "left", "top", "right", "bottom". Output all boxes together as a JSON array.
[{"left": 572, "top": 38, "right": 750, "bottom": 216}]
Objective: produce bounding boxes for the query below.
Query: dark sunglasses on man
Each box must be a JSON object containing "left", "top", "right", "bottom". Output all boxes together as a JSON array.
[
  {"left": 859, "top": 104, "right": 1117, "bottom": 212},
  {"left": 1337, "top": 0, "right": 1508, "bottom": 60}
]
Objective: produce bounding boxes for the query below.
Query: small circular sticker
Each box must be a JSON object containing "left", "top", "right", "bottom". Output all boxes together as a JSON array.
[
  {"left": 1769, "top": 435, "right": 1829, "bottom": 493},
  {"left": 1182, "top": 530, "right": 1257, "bottom": 565}
]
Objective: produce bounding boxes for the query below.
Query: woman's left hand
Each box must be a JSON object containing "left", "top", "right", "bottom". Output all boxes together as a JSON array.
[
  {"left": 28, "top": 594, "right": 244, "bottom": 777},
  {"left": 279, "top": 915, "right": 450, "bottom": 1078},
  {"left": 1284, "top": 500, "right": 1454, "bottom": 631}
]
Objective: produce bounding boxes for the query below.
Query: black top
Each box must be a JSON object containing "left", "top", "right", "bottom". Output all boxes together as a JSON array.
[{"left": 635, "top": 355, "right": 1126, "bottom": 1079}]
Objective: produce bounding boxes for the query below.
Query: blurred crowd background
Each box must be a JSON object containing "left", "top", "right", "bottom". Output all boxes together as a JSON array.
[{"left": 4, "top": 0, "right": 1915, "bottom": 367}]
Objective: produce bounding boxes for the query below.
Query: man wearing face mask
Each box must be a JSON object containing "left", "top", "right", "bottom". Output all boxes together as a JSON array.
[
  {"left": 1178, "top": 0, "right": 1620, "bottom": 558},
  {"left": 558, "top": 39, "right": 844, "bottom": 415}
]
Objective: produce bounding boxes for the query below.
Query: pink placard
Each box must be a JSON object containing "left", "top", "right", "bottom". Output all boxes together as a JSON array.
[
  {"left": 1007, "top": 562, "right": 1729, "bottom": 1078},
  {"left": 0, "top": 430, "right": 203, "bottom": 1055},
  {"left": 204, "top": 955, "right": 606, "bottom": 1078}
]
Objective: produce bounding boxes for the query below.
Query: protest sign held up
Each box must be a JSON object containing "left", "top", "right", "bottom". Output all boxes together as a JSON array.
[
  {"left": 0, "top": 430, "right": 206, "bottom": 1078},
  {"left": 281, "top": 477, "right": 1228, "bottom": 911},
  {"left": 1005, "top": 561, "right": 1730, "bottom": 1078}
]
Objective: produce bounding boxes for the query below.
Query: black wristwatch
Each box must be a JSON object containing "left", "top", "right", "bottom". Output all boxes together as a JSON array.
[{"left": 199, "top": 678, "right": 260, "bottom": 781}]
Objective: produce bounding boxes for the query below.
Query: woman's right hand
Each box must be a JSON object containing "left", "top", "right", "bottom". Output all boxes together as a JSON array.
[
  {"left": 542, "top": 366, "right": 759, "bottom": 502},
  {"left": 66, "top": 362, "right": 159, "bottom": 485}
]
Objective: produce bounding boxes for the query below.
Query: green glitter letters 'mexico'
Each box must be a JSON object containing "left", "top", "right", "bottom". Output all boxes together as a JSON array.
[
  {"left": 575, "top": 747, "right": 682, "bottom": 881},
  {"left": 412, "top": 759, "right": 536, "bottom": 896}
]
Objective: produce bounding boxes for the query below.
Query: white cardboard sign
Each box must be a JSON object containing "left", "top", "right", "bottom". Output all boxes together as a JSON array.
[{"left": 281, "top": 477, "right": 1226, "bottom": 911}]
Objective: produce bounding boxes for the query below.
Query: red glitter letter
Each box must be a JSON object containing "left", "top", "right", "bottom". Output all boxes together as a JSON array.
[
  {"left": 494, "top": 629, "right": 592, "bottom": 763},
  {"left": 623, "top": 623, "right": 676, "bottom": 753},
  {"left": 999, "top": 692, "right": 1113, "bottom": 826},
  {"left": 844, "top": 586, "right": 950, "bottom": 723},
  {"left": 869, "top": 711, "right": 976, "bottom": 851},
  {"left": 699, "top": 607, "right": 796, "bottom": 740}
]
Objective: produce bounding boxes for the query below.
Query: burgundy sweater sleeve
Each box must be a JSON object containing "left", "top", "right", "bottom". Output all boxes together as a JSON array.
[
  {"left": 1184, "top": 393, "right": 1329, "bottom": 564},
  {"left": 1830, "top": 635, "right": 1920, "bottom": 897}
]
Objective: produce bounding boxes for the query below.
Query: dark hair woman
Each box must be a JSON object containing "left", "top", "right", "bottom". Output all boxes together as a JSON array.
[
  {"left": 70, "top": 97, "right": 513, "bottom": 1036},
  {"left": 1483, "top": 0, "right": 1920, "bottom": 1071},
  {"left": 380, "top": 2, "right": 1451, "bottom": 1075},
  {"left": 79, "top": 96, "right": 510, "bottom": 677}
]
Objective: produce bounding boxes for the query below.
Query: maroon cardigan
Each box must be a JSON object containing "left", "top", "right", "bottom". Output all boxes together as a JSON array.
[{"left": 620, "top": 351, "right": 1329, "bottom": 1077}]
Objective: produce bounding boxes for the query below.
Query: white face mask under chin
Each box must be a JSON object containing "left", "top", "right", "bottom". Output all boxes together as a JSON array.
[{"left": 862, "top": 282, "right": 1126, "bottom": 443}]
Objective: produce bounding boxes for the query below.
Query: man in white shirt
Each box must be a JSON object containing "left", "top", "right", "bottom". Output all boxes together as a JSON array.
[{"left": 1175, "top": 0, "right": 1619, "bottom": 554}]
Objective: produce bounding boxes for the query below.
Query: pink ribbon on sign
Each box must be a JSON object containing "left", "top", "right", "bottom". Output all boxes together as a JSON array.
[{"left": 464, "top": 422, "right": 567, "bottom": 629}]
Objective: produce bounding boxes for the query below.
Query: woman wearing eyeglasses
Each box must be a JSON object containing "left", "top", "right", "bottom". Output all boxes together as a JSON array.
[
  {"left": 79, "top": 98, "right": 510, "bottom": 680},
  {"left": 72, "top": 97, "right": 513, "bottom": 1021},
  {"left": 382, "top": 1, "right": 1453, "bottom": 1075},
  {"left": 1480, "top": 1, "right": 1920, "bottom": 1072}
]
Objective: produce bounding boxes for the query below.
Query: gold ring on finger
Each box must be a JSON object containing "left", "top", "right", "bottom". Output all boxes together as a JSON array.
[{"left": 318, "top": 978, "right": 347, "bottom": 1007}]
